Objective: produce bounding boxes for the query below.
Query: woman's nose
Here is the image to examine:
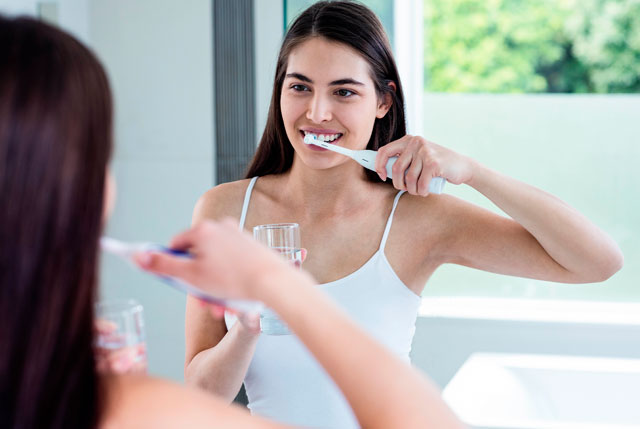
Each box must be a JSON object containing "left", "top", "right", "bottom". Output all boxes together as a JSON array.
[{"left": 306, "top": 95, "right": 332, "bottom": 123}]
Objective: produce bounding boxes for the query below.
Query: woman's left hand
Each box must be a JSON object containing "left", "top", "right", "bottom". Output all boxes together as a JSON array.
[{"left": 374, "top": 135, "right": 474, "bottom": 196}]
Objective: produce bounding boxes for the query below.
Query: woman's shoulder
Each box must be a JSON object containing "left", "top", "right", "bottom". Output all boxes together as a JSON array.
[
  {"left": 194, "top": 178, "right": 256, "bottom": 223},
  {"left": 194, "top": 175, "right": 290, "bottom": 223},
  {"left": 99, "top": 374, "right": 281, "bottom": 429}
]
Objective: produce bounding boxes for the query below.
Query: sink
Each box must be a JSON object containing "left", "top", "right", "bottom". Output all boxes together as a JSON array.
[{"left": 442, "top": 353, "right": 640, "bottom": 429}]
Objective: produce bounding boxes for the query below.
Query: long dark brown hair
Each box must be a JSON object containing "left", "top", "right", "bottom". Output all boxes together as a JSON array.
[
  {"left": 0, "top": 16, "right": 112, "bottom": 429},
  {"left": 246, "top": 0, "right": 406, "bottom": 182}
]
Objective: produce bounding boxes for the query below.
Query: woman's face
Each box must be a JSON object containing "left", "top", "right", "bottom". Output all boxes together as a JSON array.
[{"left": 280, "top": 37, "right": 391, "bottom": 170}]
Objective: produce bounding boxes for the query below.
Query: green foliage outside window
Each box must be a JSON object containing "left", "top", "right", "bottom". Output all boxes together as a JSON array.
[{"left": 425, "top": 0, "right": 640, "bottom": 93}]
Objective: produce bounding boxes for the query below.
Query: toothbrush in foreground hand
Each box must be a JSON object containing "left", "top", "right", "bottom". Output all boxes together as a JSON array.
[
  {"left": 303, "top": 135, "right": 445, "bottom": 194},
  {"left": 100, "top": 237, "right": 264, "bottom": 314}
]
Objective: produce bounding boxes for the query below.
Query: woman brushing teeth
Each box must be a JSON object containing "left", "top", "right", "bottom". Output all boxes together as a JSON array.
[
  {"left": 184, "top": 2, "right": 623, "bottom": 428},
  {"left": 302, "top": 130, "right": 343, "bottom": 151}
]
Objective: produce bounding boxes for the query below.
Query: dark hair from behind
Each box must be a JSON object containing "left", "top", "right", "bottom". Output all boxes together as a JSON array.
[
  {"left": 0, "top": 15, "right": 112, "bottom": 429},
  {"left": 245, "top": 0, "right": 406, "bottom": 182}
]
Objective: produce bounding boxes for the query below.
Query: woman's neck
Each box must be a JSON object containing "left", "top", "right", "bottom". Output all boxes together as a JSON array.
[{"left": 282, "top": 156, "right": 379, "bottom": 217}]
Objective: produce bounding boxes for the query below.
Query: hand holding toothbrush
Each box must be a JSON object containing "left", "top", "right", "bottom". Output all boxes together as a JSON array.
[
  {"left": 375, "top": 135, "right": 474, "bottom": 196},
  {"left": 303, "top": 134, "right": 448, "bottom": 195},
  {"left": 134, "top": 220, "right": 310, "bottom": 307}
]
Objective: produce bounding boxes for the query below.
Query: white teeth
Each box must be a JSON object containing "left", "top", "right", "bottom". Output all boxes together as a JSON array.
[{"left": 303, "top": 131, "right": 341, "bottom": 142}]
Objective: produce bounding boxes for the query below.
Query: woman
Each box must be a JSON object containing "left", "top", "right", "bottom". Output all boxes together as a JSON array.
[
  {"left": 0, "top": 14, "right": 464, "bottom": 429},
  {"left": 185, "top": 1, "right": 624, "bottom": 428}
]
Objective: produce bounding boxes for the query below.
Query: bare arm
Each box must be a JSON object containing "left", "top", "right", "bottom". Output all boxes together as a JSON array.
[
  {"left": 139, "top": 221, "right": 466, "bottom": 429},
  {"left": 184, "top": 182, "right": 260, "bottom": 401},
  {"left": 456, "top": 162, "right": 623, "bottom": 282},
  {"left": 184, "top": 297, "right": 259, "bottom": 401},
  {"left": 427, "top": 166, "right": 623, "bottom": 284},
  {"left": 376, "top": 136, "right": 623, "bottom": 283}
]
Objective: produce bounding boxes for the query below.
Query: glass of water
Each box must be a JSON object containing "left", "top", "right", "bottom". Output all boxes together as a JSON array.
[
  {"left": 95, "top": 299, "right": 147, "bottom": 373},
  {"left": 253, "top": 223, "right": 302, "bottom": 335}
]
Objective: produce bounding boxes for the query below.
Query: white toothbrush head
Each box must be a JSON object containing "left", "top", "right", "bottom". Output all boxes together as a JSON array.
[
  {"left": 100, "top": 237, "right": 137, "bottom": 258},
  {"left": 302, "top": 134, "right": 354, "bottom": 157},
  {"left": 304, "top": 134, "right": 332, "bottom": 148}
]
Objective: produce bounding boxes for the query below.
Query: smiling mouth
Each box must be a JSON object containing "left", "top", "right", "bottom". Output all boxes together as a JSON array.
[{"left": 301, "top": 130, "right": 343, "bottom": 144}]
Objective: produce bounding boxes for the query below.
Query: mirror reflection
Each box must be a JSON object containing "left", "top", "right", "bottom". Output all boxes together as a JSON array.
[{"left": 1, "top": 1, "right": 637, "bottom": 428}]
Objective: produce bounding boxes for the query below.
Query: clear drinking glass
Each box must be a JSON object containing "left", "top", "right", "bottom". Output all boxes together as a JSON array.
[
  {"left": 253, "top": 223, "right": 302, "bottom": 335},
  {"left": 95, "top": 299, "right": 147, "bottom": 373}
]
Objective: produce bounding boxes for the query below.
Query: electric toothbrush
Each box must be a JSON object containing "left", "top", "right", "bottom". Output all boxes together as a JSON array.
[
  {"left": 303, "top": 134, "right": 446, "bottom": 194},
  {"left": 100, "top": 237, "right": 263, "bottom": 314}
]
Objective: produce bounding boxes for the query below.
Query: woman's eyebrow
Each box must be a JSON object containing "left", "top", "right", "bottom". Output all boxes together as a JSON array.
[
  {"left": 329, "top": 78, "right": 364, "bottom": 86},
  {"left": 286, "top": 72, "right": 313, "bottom": 82},
  {"left": 285, "top": 73, "right": 364, "bottom": 86}
]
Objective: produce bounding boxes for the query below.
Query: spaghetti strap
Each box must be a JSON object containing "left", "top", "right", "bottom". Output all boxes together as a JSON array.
[
  {"left": 379, "top": 190, "right": 406, "bottom": 251},
  {"left": 238, "top": 177, "right": 258, "bottom": 230}
]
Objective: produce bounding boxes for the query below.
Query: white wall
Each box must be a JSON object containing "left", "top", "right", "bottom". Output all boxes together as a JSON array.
[{"left": 90, "top": 0, "right": 213, "bottom": 381}]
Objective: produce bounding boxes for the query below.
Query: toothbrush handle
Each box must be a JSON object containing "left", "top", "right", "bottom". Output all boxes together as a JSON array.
[
  {"left": 150, "top": 245, "right": 264, "bottom": 314},
  {"left": 161, "top": 247, "right": 190, "bottom": 257},
  {"left": 385, "top": 157, "right": 446, "bottom": 195}
]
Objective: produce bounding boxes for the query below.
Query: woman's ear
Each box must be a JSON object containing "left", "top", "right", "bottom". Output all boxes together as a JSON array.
[{"left": 376, "top": 81, "right": 396, "bottom": 118}]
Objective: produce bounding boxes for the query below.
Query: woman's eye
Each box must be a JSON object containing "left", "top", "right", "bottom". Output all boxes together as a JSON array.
[
  {"left": 291, "top": 84, "right": 309, "bottom": 92},
  {"left": 336, "top": 89, "right": 354, "bottom": 97}
]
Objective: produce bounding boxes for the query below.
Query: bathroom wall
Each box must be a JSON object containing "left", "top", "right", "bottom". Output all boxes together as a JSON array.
[{"left": 89, "top": 0, "right": 214, "bottom": 381}]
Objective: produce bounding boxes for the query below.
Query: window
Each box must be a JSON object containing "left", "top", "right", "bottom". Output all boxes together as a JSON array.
[{"left": 422, "top": 0, "right": 638, "bottom": 302}]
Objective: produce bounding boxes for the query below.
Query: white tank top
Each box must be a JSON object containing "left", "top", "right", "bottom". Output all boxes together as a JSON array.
[{"left": 226, "top": 177, "right": 421, "bottom": 428}]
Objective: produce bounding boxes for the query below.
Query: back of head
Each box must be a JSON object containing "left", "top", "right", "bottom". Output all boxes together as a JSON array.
[
  {"left": 0, "top": 15, "right": 112, "bottom": 429},
  {"left": 246, "top": 0, "right": 406, "bottom": 180}
]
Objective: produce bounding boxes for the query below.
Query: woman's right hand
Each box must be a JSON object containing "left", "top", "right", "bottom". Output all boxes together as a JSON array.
[
  {"left": 375, "top": 135, "right": 475, "bottom": 196},
  {"left": 134, "top": 219, "right": 293, "bottom": 302}
]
